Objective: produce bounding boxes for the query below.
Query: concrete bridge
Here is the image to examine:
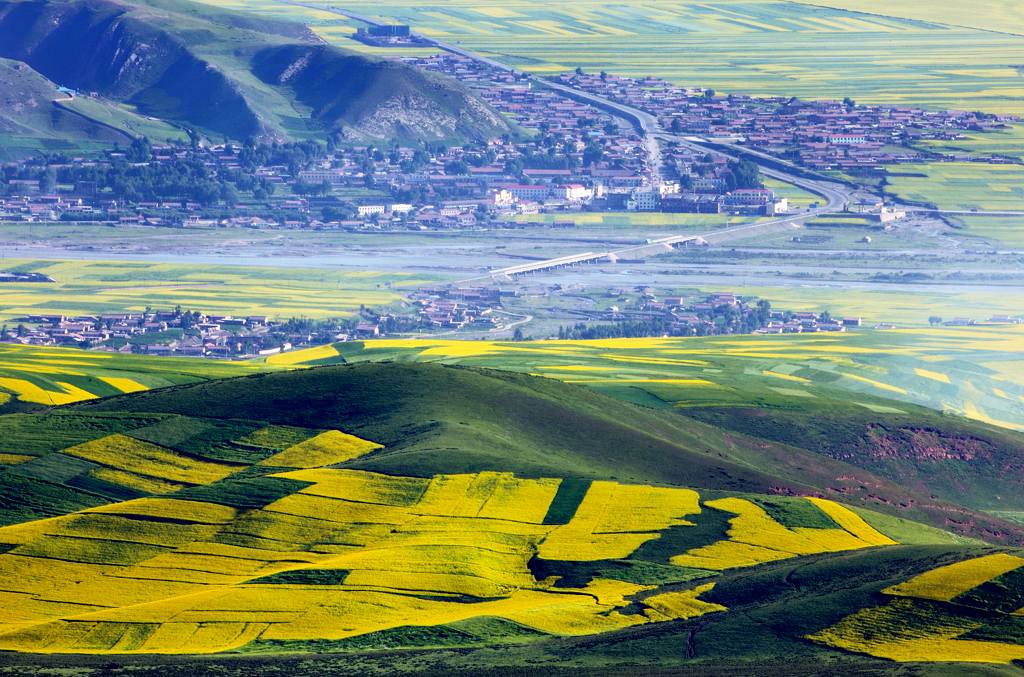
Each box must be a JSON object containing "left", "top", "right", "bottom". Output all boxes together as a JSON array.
[{"left": 485, "top": 252, "right": 619, "bottom": 281}]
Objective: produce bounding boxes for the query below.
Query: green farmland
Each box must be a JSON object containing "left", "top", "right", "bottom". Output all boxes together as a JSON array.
[
  {"left": 207, "top": 0, "right": 1024, "bottom": 121},
  {"left": 884, "top": 163, "right": 1024, "bottom": 212},
  {"left": 0, "top": 259, "right": 431, "bottom": 323},
  {"left": 284, "top": 325, "right": 1024, "bottom": 434}
]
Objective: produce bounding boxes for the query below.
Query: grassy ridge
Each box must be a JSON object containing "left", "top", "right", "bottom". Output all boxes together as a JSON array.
[
  {"left": 326, "top": 327, "right": 1024, "bottom": 434},
  {"left": 73, "top": 362, "right": 1024, "bottom": 544}
]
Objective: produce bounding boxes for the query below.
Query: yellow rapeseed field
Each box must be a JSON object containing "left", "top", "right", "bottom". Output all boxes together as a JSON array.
[
  {"left": 538, "top": 482, "right": 700, "bottom": 561},
  {"left": 0, "top": 453, "right": 32, "bottom": 465},
  {"left": 0, "top": 377, "right": 96, "bottom": 405},
  {"left": 0, "top": 416, "right": 918, "bottom": 657},
  {"left": 266, "top": 344, "right": 339, "bottom": 366},
  {"left": 809, "top": 595, "right": 1024, "bottom": 663},
  {"left": 671, "top": 498, "right": 895, "bottom": 570},
  {"left": 64, "top": 434, "right": 238, "bottom": 485},
  {"left": 883, "top": 553, "right": 1024, "bottom": 602},
  {"left": 259, "top": 430, "right": 383, "bottom": 468},
  {"left": 643, "top": 583, "right": 726, "bottom": 621},
  {"left": 98, "top": 377, "right": 149, "bottom": 394}
]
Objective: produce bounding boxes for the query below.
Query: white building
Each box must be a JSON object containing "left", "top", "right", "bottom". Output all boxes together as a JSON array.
[{"left": 628, "top": 187, "right": 660, "bottom": 211}]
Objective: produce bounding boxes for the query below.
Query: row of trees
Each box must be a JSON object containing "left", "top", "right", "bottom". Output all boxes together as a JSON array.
[{"left": 557, "top": 299, "right": 774, "bottom": 340}]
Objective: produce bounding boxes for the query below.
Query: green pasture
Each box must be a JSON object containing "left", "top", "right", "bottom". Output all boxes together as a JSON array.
[{"left": 885, "top": 163, "right": 1024, "bottom": 212}]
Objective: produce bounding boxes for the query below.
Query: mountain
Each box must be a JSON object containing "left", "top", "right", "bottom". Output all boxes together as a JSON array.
[
  {"left": 0, "top": 361, "right": 1021, "bottom": 675},
  {"left": 0, "top": 0, "right": 509, "bottom": 148}
]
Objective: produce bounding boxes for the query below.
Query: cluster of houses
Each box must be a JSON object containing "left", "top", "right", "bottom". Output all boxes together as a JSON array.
[
  {"left": 757, "top": 311, "right": 862, "bottom": 334},
  {"left": 942, "top": 315, "right": 1024, "bottom": 327},
  {"left": 0, "top": 310, "right": 379, "bottom": 358},
  {"left": 561, "top": 290, "right": 862, "bottom": 337},
  {"left": 2, "top": 311, "right": 274, "bottom": 356},
  {"left": 1, "top": 55, "right": 816, "bottom": 228},
  {"left": 649, "top": 293, "right": 860, "bottom": 334},
  {"left": 558, "top": 71, "right": 1019, "bottom": 170},
  {"left": 410, "top": 287, "right": 515, "bottom": 330}
]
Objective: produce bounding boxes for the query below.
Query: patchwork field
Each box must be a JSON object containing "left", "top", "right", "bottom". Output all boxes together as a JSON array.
[
  {"left": 810, "top": 552, "right": 1024, "bottom": 663},
  {"left": 0, "top": 259, "right": 427, "bottom": 322},
  {"left": 313, "top": 326, "right": 1024, "bottom": 432},
  {"left": 0, "top": 361, "right": 1020, "bottom": 670},
  {"left": 0, "top": 323, "right": 1020, "bottom": 436},
  {"left": 945, "top": 215, "right": 1024, "bottom": 248},
  {"left": 0, "top": 405, "right": 981, "bottom": 656}
]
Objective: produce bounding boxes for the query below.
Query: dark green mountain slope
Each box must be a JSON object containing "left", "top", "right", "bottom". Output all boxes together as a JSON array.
[
  {"left": 683, "top": 403, "right": 1024, "bottom": 516},
  {"left": 73, "top": 362, "right": 1024, "bottom": 545},
  {"left": 0, "top": 0, "right": 508, "bottom": 146}
]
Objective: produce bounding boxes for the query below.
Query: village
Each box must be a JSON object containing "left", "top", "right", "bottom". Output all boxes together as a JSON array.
[
  {"left": 1, "top": 44, "right": 1020, "bottom": 230},
  {"left": 0, "top": 308, "right": 379, "bottom": 357},
  {"left": 556, "top": 70, "right": 1018, "bottom": 170},
  {"left": 0, "top": 286, "right": 517, "bottom": 355}
]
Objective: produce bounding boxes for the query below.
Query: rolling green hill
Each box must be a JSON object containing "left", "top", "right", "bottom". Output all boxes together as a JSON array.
[
  {"left": 0, "top": 0, "right": 508, "bottom": 150},
  {"left": 0, "top": 361, "right": 1022, "bottom": 674},
  {"left": 73, "top": 362, "right": 1024, "bottom": 546}
]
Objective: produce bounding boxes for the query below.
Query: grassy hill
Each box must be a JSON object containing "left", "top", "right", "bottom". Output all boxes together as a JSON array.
[
  {"left": 72, "top": 362, "right": 1024, "bottom": 546},
  {"left": 0, "top": 361, "right": 1021, "bottom": 673},
  {"left": 0, "top": 0, "right": 508, "bottom": 150},
  {"left": 0, "top": 58, "right": 140, "bottom": 159}
]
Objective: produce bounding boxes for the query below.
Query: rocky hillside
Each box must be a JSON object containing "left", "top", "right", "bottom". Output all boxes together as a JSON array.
[{"left": 0, "top": 0, "right": 509, "bottom": 145}]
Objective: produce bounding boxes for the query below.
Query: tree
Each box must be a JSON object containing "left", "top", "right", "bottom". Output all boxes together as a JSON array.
[
  {"left": 670, "top": 117, "right": 683, "bottom": 134},
  {"left": 599, "top": 70, "right": 607, "bottom": 81},
  {"left": 512, "top": 327, "right": 524, "bottom": 341},
  {"left": 575, "top": 66, "right": 584, "bottom": 76},
  {"left": 504, "top": 158, "right": 524, "bottom": 177},
  {"left": 928, "top": 315, "right": 943, "bottom": 326},
  {"left": 126, "top": 137, "right": 152, "bottom": 163},
  {"left": 582, "top": 141, "right": 604, "bottom": 167},
  {"left": 725, "top": 159, "right": 762, "bottom": 191},
  {"left": 444, "top": 160, "right": 470, "bottom": 176},
  {"left": 40, "top": 167, "right": 57, "bottom": 194}
]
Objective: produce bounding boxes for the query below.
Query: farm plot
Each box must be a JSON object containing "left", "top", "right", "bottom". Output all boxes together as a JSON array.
[
  {"left": 0, "top": 259, "right": 416, "bottom": 322},
  {"left": 884, "top": 163, "right": 1024, "bottom": 212},
  {"left": 0, "top": 343, "right": 261, "bottom": 407},
  {"left": 809, "top": 551, "right": 1024, "bottom": 663},
  {"left": 0, "top": 416, "right": 908, "bottom": 655}
]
